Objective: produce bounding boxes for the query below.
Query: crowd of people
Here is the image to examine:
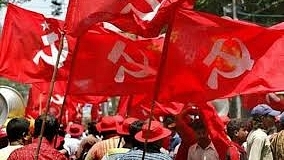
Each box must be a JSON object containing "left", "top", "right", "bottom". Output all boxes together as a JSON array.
[{"left": 0, "top": 103, "right": 284, "bottom": 160}]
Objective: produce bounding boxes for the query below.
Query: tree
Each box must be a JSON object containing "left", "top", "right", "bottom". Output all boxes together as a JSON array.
[{"left": 195, "top": 0, "right": 284, "bottom": 26}]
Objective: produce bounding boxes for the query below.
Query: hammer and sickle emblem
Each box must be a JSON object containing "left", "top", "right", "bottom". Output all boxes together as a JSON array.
[
  {"left": 108, "top": 40, "right": 157, "bottom": 83},
  {"left": 203, "top": 38, "right": 254, "bottom": 89},
  {"left": 120, "top": 0, "right": 161, "bottom": 20},
  {"left": 33, "top": 32, "right": 69, "bottom": 68},
  {"left": 50, "top": 94, "right": 64, "bottom": 105},
  {"left": 48, "top": 94, "right": 64, "bottom": 118}
]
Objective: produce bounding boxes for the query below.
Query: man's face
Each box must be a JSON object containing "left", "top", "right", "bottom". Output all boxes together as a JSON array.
[
  {"left": 236, "top": 127, "right": 248, "bottom": 143},
  {"left": 263, "top": 115, "right": 275, "bottom": 129},
  {"left": 195, "top": 128, "right": 209, "bottom": 141}
]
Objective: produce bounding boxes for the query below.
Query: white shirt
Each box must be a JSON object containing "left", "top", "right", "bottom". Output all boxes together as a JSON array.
[
  {"left": 246, "top": 128, "right": 273, "bottom": 160},
  {"left": 0, "top": 145, "right": 23, "bottom": 160},
  {"left": 187, "top": 142, "right": 219, "bottom": 160}
]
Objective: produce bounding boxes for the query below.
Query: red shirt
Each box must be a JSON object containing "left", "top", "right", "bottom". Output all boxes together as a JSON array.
[{"left": 8, "top": 138, "right": 67, "bottom": 160}]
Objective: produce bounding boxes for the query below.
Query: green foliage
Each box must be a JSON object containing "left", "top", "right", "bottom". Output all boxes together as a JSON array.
[
  {"left": 195, "top": 0, "right": 232, "bottom": 15},
  {"left": 195, "top": 0, "right": 284, "bottom": 26}
]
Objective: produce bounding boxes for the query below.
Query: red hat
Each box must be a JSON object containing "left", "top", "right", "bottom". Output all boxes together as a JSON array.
[
  {"left": 135, "top": 121, "right": 171, "bottom": 143},
  {"left": 117, "top": 117, "right": 138, "bottom": 135},
  {"left": 0, "top": 127, "right": 7, "bottom": 138},
  {"left": 96, "top": 116, "right": 117, "bottom": 132},
  {"left": 66, "top": 123, "right": 84, "bottom": 138}
]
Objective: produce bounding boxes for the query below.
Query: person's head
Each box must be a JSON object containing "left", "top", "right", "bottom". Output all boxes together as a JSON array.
[
  {"left": 6, "top": 118, "right": 30, "bottom": 144},
  {"left": 87, "top": 121, "right": 99, "bottom": 136},
  {"left": 250, "top": 104, "right": 280, "bottom": 130},
  {"left": 227, "top": 119, "right": 248, "bottom": 145},
  {"left": 135, "top": 120, "right": 171, "bottom": 151},
  {"left": 163, "top": 115, "right": 177, "bottom": 136},
  {"left": 279, "top": 112, "right": 284, "bottom": 130},
  {"left": 66, "top": 123, "right": 84, "bottom": 138},
  {"left": 116, "top": 117, "right": 139, "bottom": 148},
  {"left": 96, "top": 116, "right": 118, "bottom": 138},
  {"left": 129, "top": 120, "right": 144, "bottom": 148},
  {"left": 190, "top": 118, "right": 211, "bottom": 149},
  {"left": 33, "top": 114, "right": 59, "bottom": 142}
]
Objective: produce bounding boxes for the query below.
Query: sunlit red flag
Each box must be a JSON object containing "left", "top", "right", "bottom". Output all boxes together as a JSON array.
[
  {"left": 0, "top": 3, "right": 75, "bottom": 83},
  {"left": 68, "top": 25, "right": 164, "bottom": 95},
  {"left": 65, "top": 0, "right": 195, "bottom": 37},
  {"left": 158, "top": 9, "right": 284, "bottom": 103}
]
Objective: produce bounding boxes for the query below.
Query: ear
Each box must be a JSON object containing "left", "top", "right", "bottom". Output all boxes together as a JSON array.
[{"left": 234, "top": 130, "right": 239, "bottom": 137}]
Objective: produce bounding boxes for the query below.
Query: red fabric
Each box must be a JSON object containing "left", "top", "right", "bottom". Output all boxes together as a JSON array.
[
  {"left": 25, "top": 82, "right": 106, "bottom": 124},
  {"left": 64, "top": 0, "right": 192, "bottom": 37},
  {"left": 175, "top": 106, "right": 197, "bottom": 160},
  {"left": 65, "top": 0, "right": 162, "bottom": 34},
  {"left": 0, "top": 4, "right": 75, "bottom": 83},
  {"left": 117, "top": 95, "right": 184, "bottom": 120},
  {"left": 199, "top": 102, "right": 231, "bottom": 160},
  {"left": 117, "top": 95, "right": 151, "bottom": 120},
  {"left": 158, "top": 9, "right": 284, "bottom": 103},
  {"left": 68, "top": 26, "right": 163, "bottom": 96},
  {"left": 25, "top": 82, "right": 72, "bottom": 124},
  {"left": 7, "top": 138, "right": 67, "bottom": 160},
  {"left": 241, "top": 92, "right": 284, "bottom": 110}
]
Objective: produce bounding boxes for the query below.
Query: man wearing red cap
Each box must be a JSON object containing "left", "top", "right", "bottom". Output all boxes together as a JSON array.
[
  {"left": 101, "top": 117, "right": 140, "bottom": 160},
  {"left": 120, "top": 120, "right": 172, "bottom": 160},
  {"left": 85, "top": 116, "right": 123, "bottom": 160}
]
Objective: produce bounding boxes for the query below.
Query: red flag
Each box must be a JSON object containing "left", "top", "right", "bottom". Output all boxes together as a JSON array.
[
  {"left": 0, "top": 3, "right": 75, "bottom": 83},
  {"left": 199, "top": 102, "right": 231, "bottom": 160},
  {"left": 68, "top": 26, "right": 163, "bottom": 95},
  {"left": 241, "top": 92, "right": 284, "bottom": 111},
  {"left": 117, "top": 95, "right": 184, "bottom": 119},
  {"left": 117, "top": 95, "right": 151, "bottom": 120},
  {"left": 65, "top": 0, "right": 194, "bottom": 37},
  {"left": 25, "top": 81, "right": 107, "bottom": 124},
  {"left": 158, "top": 9, "right": 284, "bottom": 103},
  {"left": 65, "top": 0, "right": 161, "bottom": 33},
  {"left": 25, "top": 82, "right": 70, "bottom": 123}
]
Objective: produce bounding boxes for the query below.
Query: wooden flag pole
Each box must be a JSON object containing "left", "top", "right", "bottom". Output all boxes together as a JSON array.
[
  {"left": 53, "top": 31, "right": 86, "bottom": 147},
  {"left": 34, "top": 31, "right": 65, "bottom": 160},
  {"left": 141, "top": 4, "right": 177, "bottom": 160}
]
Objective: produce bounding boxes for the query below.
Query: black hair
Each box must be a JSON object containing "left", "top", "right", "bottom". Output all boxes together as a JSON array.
[
  {"left": 190, "top": 118, "right": 205, "bottom": 131},
  {"left": 33, "top": 114, "right": 59, "bottom": 142},
  {"left": 6, "top": 118, "right": 30, "bottom": 142},
  {"left": 163, "top": 115, "right": 176, "bottom": 126},
  {"left": 227, "top": 119, "right": 245, "bottom": 140},
  {"left": 87, "top": 121, "right": 99, "bottom": 136},
  {"left": 129, "top": 120, "right": 144, "bottom": 148},
  {"left": 251, "top": 114, "right": 264, "bottom": 130}
]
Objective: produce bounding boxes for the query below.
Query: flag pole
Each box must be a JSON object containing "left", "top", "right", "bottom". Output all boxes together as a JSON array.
[
  {"left": 53, "top": 33, "right": 83, "bottom": 147},
  {"left": 141, "top": 4, "right": 177, "bottom": 160},
  {"left": 34, "top": 31, "right": 66, "bottom": 160}
]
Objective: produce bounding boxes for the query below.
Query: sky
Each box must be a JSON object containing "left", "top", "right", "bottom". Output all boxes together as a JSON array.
[{"left": 0, "top": 0, "right": 69, "bottom": 26}]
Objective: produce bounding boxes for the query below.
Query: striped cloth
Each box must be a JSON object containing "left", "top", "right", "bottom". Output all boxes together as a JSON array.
[
  {"left": 84, "top": 136, "right": 124, "bottom": 160},
  {"left": 120, "top": 149, "right": 172, "bottom": 160}
]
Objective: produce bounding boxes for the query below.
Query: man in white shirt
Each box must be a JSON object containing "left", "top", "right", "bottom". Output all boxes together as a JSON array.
[
  {"left": 247, "top": 104, "right": 276, "bottom": 160},
  {"left": 187, "top": 118, "right": 219, "bottom": 160}
]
